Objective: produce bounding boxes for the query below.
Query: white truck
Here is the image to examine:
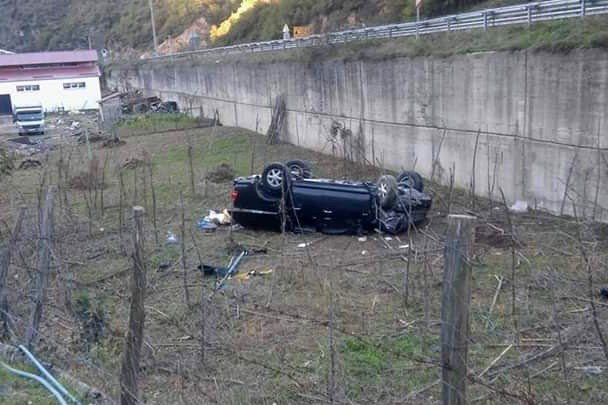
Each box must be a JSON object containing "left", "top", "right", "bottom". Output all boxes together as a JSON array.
[{"left": 13, "top": 104, "right": 45, "bottom": 136}]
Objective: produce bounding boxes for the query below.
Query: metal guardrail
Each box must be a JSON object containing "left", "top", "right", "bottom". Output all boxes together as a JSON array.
[{"left": 147, "top": 0, "right": 608, "bottom": 61}]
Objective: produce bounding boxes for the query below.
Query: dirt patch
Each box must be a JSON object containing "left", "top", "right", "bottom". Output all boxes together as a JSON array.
[
  {"left": 0, "top": 148, "right": 13, "bottom": 176},
  {"left": 69, "top": 172, "right": 107, "bottom": 190},
  {"left": 121, "top": 157, "right": 146, "bottom": 170},
  {"left": 83, "top": 134, "right": 105, "bottom": 144},
  {"left": 7, "top": 137, "right": 34, "bottom": 145},
  {"left": 102, "top": 137, "right": 126, "bottom": 148},
  {"left": 206, "top": 163, "right": 235, "bottom": 183}
]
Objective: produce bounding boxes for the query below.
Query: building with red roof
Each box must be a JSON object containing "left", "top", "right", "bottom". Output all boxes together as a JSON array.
[{"left": 0, "top": 50, "right": 101, "bottom": 114}]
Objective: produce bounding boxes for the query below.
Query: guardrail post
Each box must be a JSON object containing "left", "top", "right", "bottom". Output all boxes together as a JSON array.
[
  {"left": 447, "top": 18, "right": 452, "bottom": 33},
  {"left": 389, "top": 27, "right": 394, "bottom": 38},
  {"left": 581, "top": 0, "right": 586, "bottom": 17},
  {"left": 527, "top": 6, "right": 532, "bottom": 26},
  {"left": 416, "top": 7, "right": 420, "bottom": 39},
  {"left": 483, "top": 12, "right": 488, "bottom": 31}
]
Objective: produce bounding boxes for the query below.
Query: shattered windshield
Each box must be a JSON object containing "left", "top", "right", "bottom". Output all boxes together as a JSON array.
[{"left": 16, "top": 111, "right": 44, "bottom": 121}]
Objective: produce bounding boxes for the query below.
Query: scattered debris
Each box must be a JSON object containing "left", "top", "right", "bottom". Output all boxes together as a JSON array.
[
  {"left": 232, "top": 269, "right": 274, "bottom": 281},
  {"left": 119, "top": 90, "right": 179, "bottom": 114},
  {"left": 215, "top": 251, "right": 248, "bottom": 290},
  {"left": 206, "top": 163, "right": 235, "bottom": 183},
  {"left": 398, "top": 244, "right": 410, "bottom": 249},
  {"left": 358, "top": 236, "right": 367, "bottom": 242},
  {"left": 509, "top": 200, "right": 529, "bottom": 213},
  {"left": 18, "top": 159, "right": 42, "bottom": 170},
  {"left": 203, "top": 209, "right": 232, "bottom": 225},
  {"left": 361, "top": 250, "right": 368, "bottom": 255},
  {"left": 198, "top": 219, "right": 217, "bottom": 233},
  {"left": 298, "top": 242, "right": 312, "bottom": 248}
]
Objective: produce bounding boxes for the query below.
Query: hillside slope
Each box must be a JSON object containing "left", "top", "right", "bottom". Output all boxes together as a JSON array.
[
  {"left": 0, "top": 0, "right": 517, "bottom": 53},
  {"left": 0, "top": 0, "right": 238, "bottom": 52}
]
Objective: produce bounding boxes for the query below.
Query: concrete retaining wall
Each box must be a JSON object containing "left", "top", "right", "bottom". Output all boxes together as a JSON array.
[{"left": 111, "top": 49, "right": 608, "bottom": 219}]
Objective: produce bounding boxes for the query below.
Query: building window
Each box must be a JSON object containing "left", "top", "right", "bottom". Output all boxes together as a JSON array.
[
  {"left": 16, "top": 84, "right": 40, "bottom": 92},
  {"left": 63, "top": 82, "right": 86, "bottom": 89}
]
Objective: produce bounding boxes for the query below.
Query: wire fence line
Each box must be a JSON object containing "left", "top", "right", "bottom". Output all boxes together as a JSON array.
[{"left": 146, "top": 0, "right": 608, "bottom": 61}]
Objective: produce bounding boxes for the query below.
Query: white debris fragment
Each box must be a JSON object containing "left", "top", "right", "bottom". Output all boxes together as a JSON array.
[
  {"left": 583, "top": 366, "right": 602, "bottom": 376},
  {"left": 166, "top": 231, "right": 178, "bottom": 244},
  {"left": 298, "top": 242, "right": 311, "bottom": 248},
  {"left": 358, "top": 236, "right": 367, "bottom": 242},
  {"left": 509, "top": 200, "right": 528, "bottom": 213},
  {"left": 398, "top": 244, "right": 410, "bottom": 249},
  {"left": 361, "top": 250, "right": 368, "bottom": 255},
  {"left": 384, "top": 236, "right": 393, "bottom": 241}
]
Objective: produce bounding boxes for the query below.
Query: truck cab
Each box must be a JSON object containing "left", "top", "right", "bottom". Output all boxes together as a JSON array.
[{"left": 14, "top": 105, "right": 45, "bottom": 136}]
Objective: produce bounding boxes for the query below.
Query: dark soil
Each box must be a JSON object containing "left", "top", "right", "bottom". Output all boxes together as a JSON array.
[{"left": 206, "top": 163, "right": 235, "bottom": 183}]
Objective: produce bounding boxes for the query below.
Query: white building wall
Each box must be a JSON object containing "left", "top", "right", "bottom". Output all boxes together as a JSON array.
[{"left": 0, "top": 76, "right": 101, "bottom": 112}]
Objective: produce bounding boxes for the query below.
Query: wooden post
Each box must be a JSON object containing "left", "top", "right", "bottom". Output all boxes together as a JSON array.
[
  {"left": 26, "top": 186, "right": 56, "bottom": 349},
  {"left": 187, "top": 143, "right": 195, "bottom": 196},
  {"left": 200, "top": 287, "right": 206, "bottom": 367},
  {"left": 180, "top": 191, "right": 190, "bottom": 307},
  {"left": 148, "top": 164, "right": 159, "bottom": 246},
  {"left": 441, "top": 214, "right": 476, "bottom": 405},
  {"left": 120, "top": 206, "right": 147, "bottom": 405},
  {"left": 119, "top": 170, "right": 125, "bottom": 248}
]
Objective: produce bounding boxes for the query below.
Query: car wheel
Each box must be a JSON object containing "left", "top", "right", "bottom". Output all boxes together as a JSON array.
[
  {"left": 133, "top": 103, "right": 148, "bottom": 114},
  {"left": 397, "top": 171, "right": 424, "bottom": 192},
  {"left": 376, "top": 174, "right": 398, "bottom": 210},
  {"left": 285, "top": 159, "right": 312, "bottom": 179},
  {"left": 261, "top": 162, "right": 290, "bottom": 196}
]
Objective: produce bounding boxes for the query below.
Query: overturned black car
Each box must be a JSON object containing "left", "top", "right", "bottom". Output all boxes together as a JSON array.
[{"left": 230, "top": 161, "right": 432, "bottom": 235}]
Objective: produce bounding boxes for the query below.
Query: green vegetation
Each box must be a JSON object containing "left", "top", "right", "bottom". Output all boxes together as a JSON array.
[
  {"left": 0, "top": 0, "right": 239, "bottom": 52},
  {"left": 213, "top": 0, "right": 526, "bottom": 45},
  {"left": 0, "top": 361, "right": 82, "bottom": 405},
  {"left": 74, "top": 289, "right": 108, "bottom": 348},
  {"left": 341, "top": 335, "right": 438, "bottom": 397},
  {"left": 178, "top": 15, "right": 608, "bottom": 65},
  {"left": 1, "top": 0, "right": 528, "bottom": 52}
]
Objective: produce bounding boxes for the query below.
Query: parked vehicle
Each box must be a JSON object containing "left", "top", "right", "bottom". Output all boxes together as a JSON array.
[
  {"left": 14, "top": 105, "right": 45, "bottom": 136},
  {"left": 231, "top": 160, "right": 432, "bottom": 235}
]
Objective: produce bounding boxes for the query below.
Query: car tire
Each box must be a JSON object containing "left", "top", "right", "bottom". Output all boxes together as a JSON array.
[
  {"left": 285, "top": 159, "right": 312, "bottom": 179},
  {"left": 376, "top": 174, "right": 398, "bottom": 210},
  {"left": 397, "top": 171, "right": 424, "bottom": 192},
  {"left": 261, "top": 162, "right": 291, "bottom": 196},
  {"left": 134, "top": 103, "right": 148, "bottom": 114}
]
